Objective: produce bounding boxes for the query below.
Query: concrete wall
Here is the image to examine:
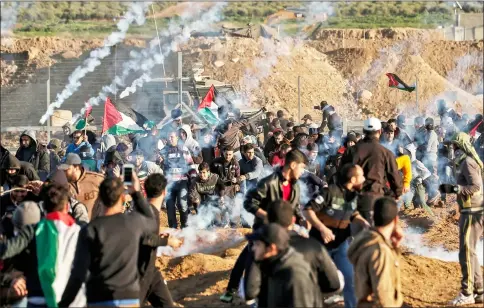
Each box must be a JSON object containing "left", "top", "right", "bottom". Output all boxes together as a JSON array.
[
  {"left": 459, "top": 13, "right": 484, "bottom": 28},
  {"left": 441, "top": 25, "right": 484, "bottom": 41}
]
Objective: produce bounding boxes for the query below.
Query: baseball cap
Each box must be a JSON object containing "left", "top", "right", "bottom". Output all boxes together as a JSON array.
[
  {"left": 58, "top": 153, "right": 82, "bottom": 170},
  {"left": 363, "top": 117, "right": 382, "bottom": 131},
  {"left": 373, "top": 197, "right": 398, "bottom": 227},
  {"left": 12, "top": 201, "right": 41, "bottom": 229},
  {"left": 302, "top": 114, "right": 312, "bottom": 121},
  {"left": 246, "top": 223, "right": 290, "bottom": 251}
]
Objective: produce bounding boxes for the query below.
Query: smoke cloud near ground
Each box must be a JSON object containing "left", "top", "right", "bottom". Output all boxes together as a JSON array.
[
  {"left": 404, "top": 226, "right": 483, "bottom": 266},
  {"left": 39, "top": 2, "right": 152, "bottom": 124}
]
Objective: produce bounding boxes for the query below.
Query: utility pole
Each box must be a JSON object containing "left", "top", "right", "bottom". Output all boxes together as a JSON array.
[
  {"left": 46, "top": 65, "right": 51, "bottom": 143},
  {"left": 298, "top": 76, "right": 301, "bottom": 124},
  {"left": 178, "top": 51, "right": 183, "bottom": 111}
]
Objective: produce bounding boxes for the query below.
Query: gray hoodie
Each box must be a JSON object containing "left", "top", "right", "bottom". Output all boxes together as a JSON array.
[{"left": 15, "top": 130, "right": 50, "bottom": 179}]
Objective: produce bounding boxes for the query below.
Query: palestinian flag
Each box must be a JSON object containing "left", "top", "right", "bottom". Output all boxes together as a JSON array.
[
  {"left": 74, "top": 102, "right": 94, "bottom": 130},
  {"left": 198, "top": 85, "right": 219, "bottom": 125},
  {"left": 36, "top": 212, "right": 86, "bottom": 307},
  {"left": 102, "top": 97, "right": 145, "bottom": 135},
  {"left": 386, "top": 73, "right": 416, "bottom": 93}
]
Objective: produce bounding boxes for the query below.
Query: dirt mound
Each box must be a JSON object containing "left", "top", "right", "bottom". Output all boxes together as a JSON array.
[
  {"left": 311, "top": 28, "right": 445, "bottom": 41},
  {"left": 1, "top": 37, "right": 146, "bottom": 68},
  {"left": 153, "top": 232, "right": 482, "bottom": 307},
  {"left": 401, "top": 254, "right": 483, "bottom": 307}
]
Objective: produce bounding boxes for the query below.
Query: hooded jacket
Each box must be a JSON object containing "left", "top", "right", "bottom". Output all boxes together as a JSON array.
[
  {"left": 179, "top": 124, "right": 203, "bottom": 166},
  {"left": 15, "top": 130, "right": 50, "bottom": 178},
  {"left": 1, "top": 154, "right": 40, "bottom": 187},
  {"left": 451, "top": 134, "right": 483, "bottom": 212},
  {"left": 245, "top": 231, "right": 342, "bottom": 307},
  {"left": 259, "top": 247, "right": 321, "bottom": 308},
  {"left": 347, "top": 229, "right": 403, "bottom": 308},
  {"left": 101, "top": 134, "right": 117, "bottom": 151}
]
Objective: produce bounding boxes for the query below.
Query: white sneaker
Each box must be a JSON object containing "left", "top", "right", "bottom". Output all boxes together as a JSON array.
[
  {"left": 324, "top": 294, "right": 344, "bottom": 305},
  {"left": 449, "top": 293, "right": 475, "bottom": 306}
]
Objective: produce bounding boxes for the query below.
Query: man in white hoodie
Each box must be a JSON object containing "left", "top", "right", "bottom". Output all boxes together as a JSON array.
[{"left": 179, "top": 125, "right": 203, "bottom": 170}]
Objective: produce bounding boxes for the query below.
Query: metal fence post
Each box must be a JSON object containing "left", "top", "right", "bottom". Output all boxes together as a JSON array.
[
  {"left": 297, "top": 76, "right": 301, "bottom": 125},
  {"left": 46, "top": 65, "right": 51, "bottom": 143}
]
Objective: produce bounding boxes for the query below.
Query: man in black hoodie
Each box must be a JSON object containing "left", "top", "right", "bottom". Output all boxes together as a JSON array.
[
  {"left": 15, "top": 130, "right": 50, "bottom": 180},
  {"left": 0, "top": 154, "right": 39, "bottom": 188},
  {"left": 244, "top": 200, "right": 343, "bottom": 307},
  {"left": 245, "top": 223, "right": 319, "bottom": 308}
]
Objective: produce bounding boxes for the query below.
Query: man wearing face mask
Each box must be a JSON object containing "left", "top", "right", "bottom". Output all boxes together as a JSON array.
[
  {"left": 159, "top": 131, "right": 194, "bottom": 229},
  {"left": 1, "top": 154, "right": 39, "bottom": 189},
  {"left": 440, "top": 132, "right": 484, "bottom": 306},
  {"left": 15, "top": 130, "right": 50, "bottom": 180},
  {"left": 189, "top": 162, "right": 225, "bottom": 223},
  {"left": 304, "top": 164, "right": 370, "bottom": 308}
]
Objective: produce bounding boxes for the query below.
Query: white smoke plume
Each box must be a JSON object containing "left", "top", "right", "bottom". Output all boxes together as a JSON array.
[
  {"left": 72, "top": 2, "right": 226, "bottom": 118},
  {"left": 119, "top": 73, "right": 152, "bottom": 98},
  {"left": 404, "top": 226, "right": 483, "bottom": 265},
  {"left": 1, "top": 1, "right": 31, "bottom": 45},
  {"left": 113, "top": 2, "right": 227, "bottom": 101},
  {"left": 446, "top": 51, "right": 484, "bottom": 94},
  {"left": 39, "top": 2, "right": 152, "bottom": 124}
]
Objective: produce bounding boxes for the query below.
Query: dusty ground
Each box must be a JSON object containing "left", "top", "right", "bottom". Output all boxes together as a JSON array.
[{"left": 156, "top": 204, "right": 483, "bottom": 308}]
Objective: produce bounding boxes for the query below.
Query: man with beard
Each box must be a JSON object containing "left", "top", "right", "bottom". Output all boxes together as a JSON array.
[
  {"left": 304, "top": 164, "right": 370, "bottom": 308},
  {"left": 58, "top": 153, "right": 104, "bottom": 219},
  {"left": 1, "top": 154, "right": 39, "bottom": 188},
  {"left": 263, "top": 129, "right": 284, "bottom": 159},
  {"left": 179, "top": 124, "right": 203, "bottom": 170},
  {"left": 210, "top": 146, "right": 241, "bottom": 200},
  {"left": 221, "top": 149, "right": 308, "bottom": 303},
  {"left": 15, "top": 130, "right": 50, "bottom": 180},
  {"left": 159, "top": 131, "right": 194, "bottom": 229},
  {"left": 0, "top": 175, "right": 40, "bottom": 237},
  {"left": 239, "top": 143, "right": 263, "bottom": 193},
  {"left": 189, "top": 162, "right": 225, "bottom": 224}
]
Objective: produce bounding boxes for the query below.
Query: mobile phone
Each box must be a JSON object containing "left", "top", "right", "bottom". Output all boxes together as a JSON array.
[{"left": 122, "top": 164, "right": 134, "bottom": 185}]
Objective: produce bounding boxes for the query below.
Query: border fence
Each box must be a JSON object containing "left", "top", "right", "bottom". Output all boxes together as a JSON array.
[{"left": 440, "top": 25, "right": 484, "bottom": 41}]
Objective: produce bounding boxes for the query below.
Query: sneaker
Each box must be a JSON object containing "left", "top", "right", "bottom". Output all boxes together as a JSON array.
[
  {"left": 474, "top": 293, "right": 484, "bottom": 304},
  {"left": 324, "top": 294, "right": 344, "bottom": 305},
  {"left": 449, "top": 293, "right": 475, "bottom": 306},
  {"left": 220, "top": 290, "right": 234, "bottom": 303}
]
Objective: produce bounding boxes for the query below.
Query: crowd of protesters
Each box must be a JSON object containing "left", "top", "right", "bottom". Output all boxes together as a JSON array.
[{"left": 0, "top": 98, "right": 483, "bottom": 307}]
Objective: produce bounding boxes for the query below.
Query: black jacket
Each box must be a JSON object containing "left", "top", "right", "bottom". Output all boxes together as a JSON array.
[
  {"left": 210, "top": 157, "right": 240, "bottom": 186},
  {"left": 263, "top": 136, "right": 281, "bottom": 159},
  {"left": 15, "top": 130, "right": 50, "bottom": 179},
  {"left": 244, "top": 168, "right": 304, "bottom": 230},
  {"left": 341, "top": 137, "right": 402, "bottom": 198},
  {"left": 245, "top": 231, "right": 342, "bottom": 307},
  {"left": 1, "top": 155, "right": 40, "bottom": 187},
  {"left": 188, "top": 173, "right": 225, "bottom": 205},
  {"left": 259, "top": 247, "right": 320, "bottom": 308}
]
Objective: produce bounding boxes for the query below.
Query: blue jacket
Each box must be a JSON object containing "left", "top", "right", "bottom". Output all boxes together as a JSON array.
[{"left": 65, "top": 142, "right": 94, "bottom": 157}]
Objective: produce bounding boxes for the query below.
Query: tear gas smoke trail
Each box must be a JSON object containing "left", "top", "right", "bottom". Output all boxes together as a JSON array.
[
  {"left": 404, "top": 226, "right": 483, "bottom": 265},
  {"left": 114, "top": 2, "right": 227, "bottom": 100},
  {"left": 1, "top": 1, "right": 31, "bottom": 46},
  {"left": 73, "top": 2, "right": 225, "bottom": 118},
  {"left": 446, "top": 52, "right": 484, "bottom": 94},
  {"left": 39, "top": 2, "right": 152, "bottom": 124}
]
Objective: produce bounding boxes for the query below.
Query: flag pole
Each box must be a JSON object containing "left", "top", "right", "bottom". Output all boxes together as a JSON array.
[{"left": 415, "top": 75, "right": 419, "bottom": 112}]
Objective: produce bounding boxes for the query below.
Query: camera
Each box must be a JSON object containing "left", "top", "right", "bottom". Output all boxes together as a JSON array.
[{"left": 314, "top": 101, "right": 328, "bottom": 110}]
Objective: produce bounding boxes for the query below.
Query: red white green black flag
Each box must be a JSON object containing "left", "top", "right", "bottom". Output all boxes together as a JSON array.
[{"left": 386, "top": 73, "right": 416, "bottom": 93}]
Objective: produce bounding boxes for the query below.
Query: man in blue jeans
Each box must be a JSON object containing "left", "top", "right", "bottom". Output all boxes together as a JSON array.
[
  {"left": 304, "top": 163, "right": 370, "bottom": 308},
  {"left": 159, "top": 131, "right": 194, "bottom": 228}
]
